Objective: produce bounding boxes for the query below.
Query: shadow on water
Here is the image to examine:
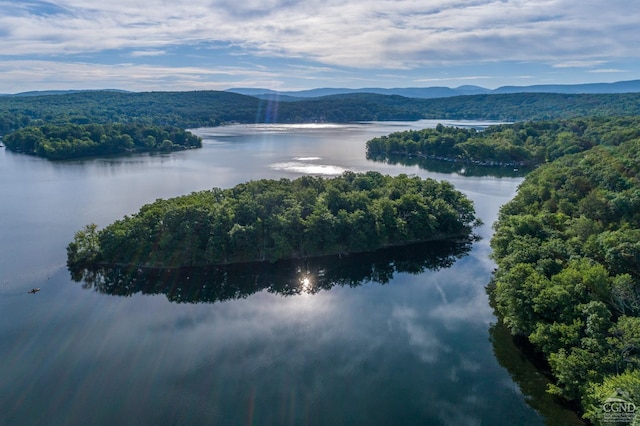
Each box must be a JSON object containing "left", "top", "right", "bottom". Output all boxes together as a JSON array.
[
  {"left": 487, "top": 286, "right": 587, "bottom": 425},
  {"left": 70, "top": 238, "right": 474, "bottom": 304},
  {"left": 367, "top": 153, "right": 533, "bottom": 178}
]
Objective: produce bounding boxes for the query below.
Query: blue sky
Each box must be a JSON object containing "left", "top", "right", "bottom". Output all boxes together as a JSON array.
[{"left": 1, "top": 0, "right": 639, "bottom": 93}]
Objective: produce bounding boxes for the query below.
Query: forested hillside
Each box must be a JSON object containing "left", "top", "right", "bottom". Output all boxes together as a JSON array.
[
  {"left": 489, "top": 138, "right": 640, "bottom": 423},
  {"left": 2, "top": 90, "right": 640, "bottom": 135}
]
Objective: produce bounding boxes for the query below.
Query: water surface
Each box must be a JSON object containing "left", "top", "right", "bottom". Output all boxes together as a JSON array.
[{"left": 0, "top": 121, "right": 581, "bottom": 425}]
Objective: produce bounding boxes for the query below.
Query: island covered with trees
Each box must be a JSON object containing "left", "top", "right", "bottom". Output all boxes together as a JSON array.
[
  {"left": 3, "top": 122, "right": 202, "bottom": 160},
  {"left": 488, "top": 137, "right": 640, "bottom": 423},
  {"left": 366, "top": 116, "right": 640, "bottom": 167},
  {"left": 67, "top": 171, "right": 479, "bottom": 269}
]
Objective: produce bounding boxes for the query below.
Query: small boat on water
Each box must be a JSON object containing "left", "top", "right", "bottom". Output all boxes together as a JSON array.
[{"left": 27, "top": 288, "right": 40, "bottom": 294}]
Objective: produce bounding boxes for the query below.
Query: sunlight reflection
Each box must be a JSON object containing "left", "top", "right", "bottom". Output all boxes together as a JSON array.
[
  {"left": 299, "top": 275, "right": 313, "bottom": 293},
  {"left": 270, "top": 161, "right": 349, "bottom": 175}
]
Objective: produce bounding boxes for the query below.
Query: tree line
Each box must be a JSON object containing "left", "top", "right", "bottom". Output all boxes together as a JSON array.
[
  {"left": 3, "top": 122, "right": 202, "bottom": 159},
  {"left": 366, "top": 116, "right": 640, "bottom": 167},
  {"left": 3, "top": 90, "right": 640, "bottom": 136},
  {"left": 67, "top": 171, "right": 479, "bottom": 269},
  {"left": 489, "top": 137, "right": 640, "bottom": 423}
]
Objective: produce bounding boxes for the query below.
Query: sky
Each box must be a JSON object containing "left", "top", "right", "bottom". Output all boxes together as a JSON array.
[{"left": 0, "top": 0, "right": 639, "bottom": 93}]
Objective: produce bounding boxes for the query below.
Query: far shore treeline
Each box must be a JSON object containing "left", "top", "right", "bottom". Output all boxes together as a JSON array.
[
  {"left": 2, "top": 90, "right": 640, "bottom": 136},
  {"left": 3, "top": 90, "right": 640, "bottom": 161},
  {"left": 67, "top": 171, "right": 479, "bottom": 269}
]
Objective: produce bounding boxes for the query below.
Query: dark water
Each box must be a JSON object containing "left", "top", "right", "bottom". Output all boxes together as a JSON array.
[{"left": 0, "top": 121, "right": 582, "bottom": 425}]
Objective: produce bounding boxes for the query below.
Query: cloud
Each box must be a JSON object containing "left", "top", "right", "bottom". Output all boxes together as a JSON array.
[
  {"left": 588, "top": 68, "right": 627, "bottom": 73},
  {"left": 415, "top": 76, "right": 492, "bottom": 83},
  {"left": 0, "top": 60, "right": 284, "bottom": 92},
  {"left": 1, "top": 0, "right": 638, "bottom": 68},
  {"left": 129, "top": 50, "right": 167, "bottom": 57},
  {"left": 553, "top": 60, "right": 608, "bottom": 68},
  {"left": 0, "top": 0, "right": 638, "bottom": 91}
]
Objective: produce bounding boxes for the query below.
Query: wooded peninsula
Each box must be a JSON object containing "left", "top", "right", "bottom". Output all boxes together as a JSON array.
[
  {"left": 489, "top": 136, "right": 640, "bottom": 422},
  {"left": 366, "top": 116, "right": 640, "bottom": 167},
  {"left": 67, "top": 171, "right": 479, "bottom": 269}
]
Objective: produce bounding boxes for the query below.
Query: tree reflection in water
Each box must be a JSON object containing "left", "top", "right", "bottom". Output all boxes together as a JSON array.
[
  {"left": 488, "top": 320, "right": 586, "bottom": 425},
  {"left": 69, "top": 238, "right": 475, "bottom": 304}
]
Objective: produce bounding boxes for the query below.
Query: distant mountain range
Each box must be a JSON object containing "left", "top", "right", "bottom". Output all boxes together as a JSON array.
[
  {"left": 0, "top": 89, "right": 130, "bottom": 97},
  {"left": 227, "top": 79, "right": 640, "bottom": 100},
  {"left": 4, "top": 80, "right": 639, "bottom": 99}
]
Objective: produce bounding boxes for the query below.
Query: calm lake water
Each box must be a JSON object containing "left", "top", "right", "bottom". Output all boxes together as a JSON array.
[{"left": 0, "top": 121, "right": 583, "bottom": 425}]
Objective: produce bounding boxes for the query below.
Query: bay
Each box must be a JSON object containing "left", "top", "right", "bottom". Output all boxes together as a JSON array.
[{"left": 0, "top": 120, "right": 581, "bottom": 425}]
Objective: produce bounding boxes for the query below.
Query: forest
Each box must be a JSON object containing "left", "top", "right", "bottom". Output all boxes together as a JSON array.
[
  {"left": 2, "top": 90, "right": 640, "bottom": 136},
  {"left": 2, "top": 122, "right": 202, "bottom": 159},
  {"left": 366, "top": 116, "right": 640, "bottom": 167},
  {"left": 67, "top": 171, "right": 479, "bottom": 269},
  {"left": 489, "top": 137, "right": 640, "bottom": 424}
]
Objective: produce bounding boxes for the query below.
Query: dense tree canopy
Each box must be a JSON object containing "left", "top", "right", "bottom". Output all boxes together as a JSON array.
[
  {"left": 489, "top": 138, "right": 640, "bottom": 423},
  {"left": 367, "top": 116, "right": 640, "bottom": 167},
  {"left": 67, "top": 171, "right": 479, "bottom": 269},
  {"left": 3, "top": 122, "right": 201, "bottom": 159},
  {"left": 2, "top": 90, "right": 640, "bottom": 135}
]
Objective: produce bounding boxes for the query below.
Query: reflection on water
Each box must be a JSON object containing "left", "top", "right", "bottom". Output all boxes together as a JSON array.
[
  {"left": 71, "top": 239, "right": 474, "bottom": 304},
  {"left": 489, "top": 320, "right": 586, "bottom": 425},
  {"left": 487, "top": 286, "right": 587, "bottom": 425},
  {"left": 368, "top": 153, "right": 533, "bottom": 178},
  {"left": 270, "top": 157, "right": 350, "bottom": 175}
]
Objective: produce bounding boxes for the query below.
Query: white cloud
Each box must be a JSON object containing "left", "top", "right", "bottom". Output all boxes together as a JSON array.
[
  {"left": 415, "top": 76, "right": 492, "bottom": 83},
  {"left": 0, "top": 0, "right": 638, "bottom": 90},
  {"left": 0, "top": 60, "right": 283, "bottom": 93},
  {"left": 553, "top": 60, "right": 608, "bottom": 68},
  {"left": 1, "top": 0, "right": 639, "bottom": 67},
  {"left": 129, "top": 50, "right": 167, "bottom": 57},
  {"left": 588, "top": 68, "right": 627, "bottom": 73}
]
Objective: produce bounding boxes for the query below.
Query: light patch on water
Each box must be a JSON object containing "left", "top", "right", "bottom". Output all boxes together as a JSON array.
[
  {"left": 243, "top": 123, "right": 347, "bottom": 133},
  {"left": 293, "top": 156, "right": 322, "bottom": 161},
  {"left": 270, "top": 160, "right": 349, "bottom": 175}
]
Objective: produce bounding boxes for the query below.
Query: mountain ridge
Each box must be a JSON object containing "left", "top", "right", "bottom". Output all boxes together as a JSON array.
[{"left": 227, "top": 79, "right": 640, "bottom": 100}]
